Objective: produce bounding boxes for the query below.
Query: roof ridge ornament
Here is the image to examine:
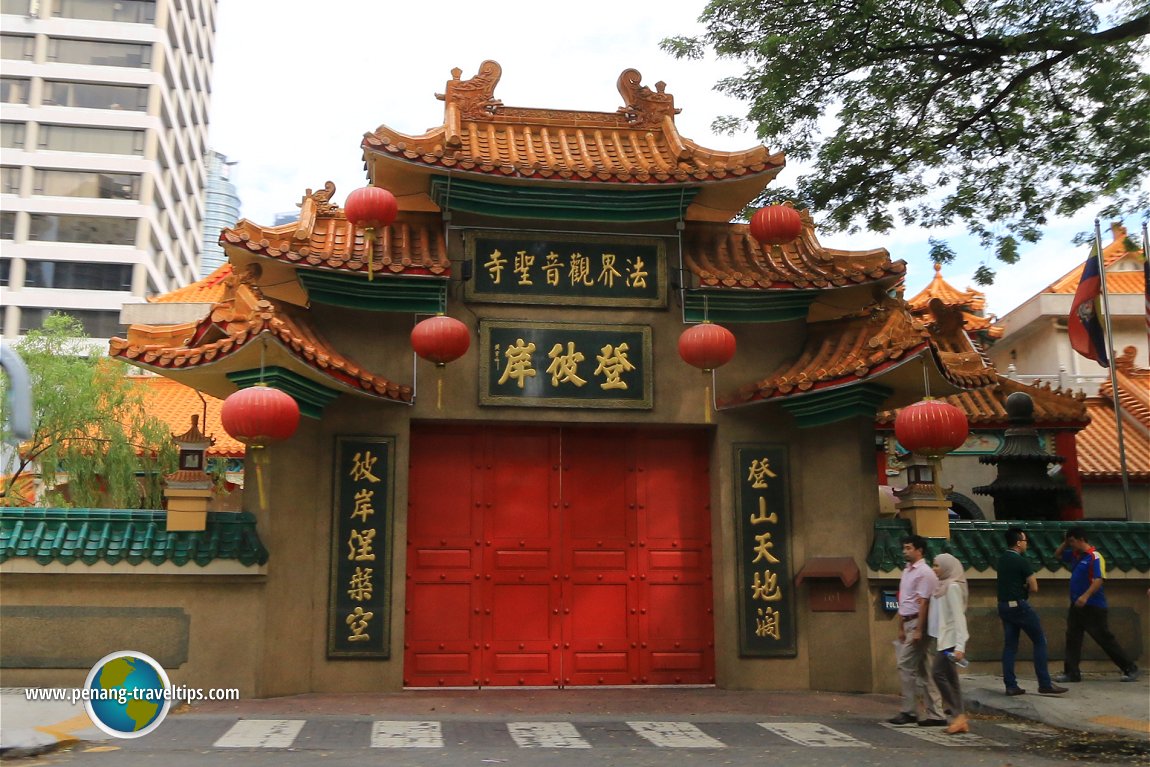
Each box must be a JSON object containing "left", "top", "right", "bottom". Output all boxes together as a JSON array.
[
  {"left": 616, "top": 68, "right": 681, "bottom": 129},
  {"left": 438, "top": 60, "right": 504, "bottom": 145},
  {"left": 293, "top": 181, "right": 338, "bottom": 241}
]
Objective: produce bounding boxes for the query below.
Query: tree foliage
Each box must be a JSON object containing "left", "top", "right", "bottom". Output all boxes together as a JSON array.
[
  {"left": 1, "top": 313, "right": 176, "bottom": 508},
  {"left": 663, "top": 0, "right": 1150, "bottom": 282}
]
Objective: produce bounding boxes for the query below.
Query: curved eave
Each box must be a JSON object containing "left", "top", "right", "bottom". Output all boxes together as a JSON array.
[{"left": 109, "top": 329, "right": 412, "bottom": 405}]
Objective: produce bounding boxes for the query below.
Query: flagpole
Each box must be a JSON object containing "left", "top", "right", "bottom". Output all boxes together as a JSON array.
[{"left": 1094, "top": 219, "right": 1132, "bottom": 521}]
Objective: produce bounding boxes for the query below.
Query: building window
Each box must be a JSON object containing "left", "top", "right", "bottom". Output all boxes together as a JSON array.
[
  {"left": 23, "top": 260, "right": 133, "bottom": 291},
  {"left": 18, "top": 308, "right": 124, "bottom": 337},
  {"left": 38, "top": 125, "right": 145, "bottom": 155},
  {"left": 0, "top": 122, "right": 24, "bottom": 149},
  {"left": 42, "top": 81, "right": 149, "bottom": 111},
  {"left": 0, "top": 34, "right": 34, "bottom": 61},
  {"left": 0, "top": 211, "right": 15, "bottom": 239},
  {"left": 48, "top": 38, "right": 152, "bottom": 68},
  {"left": 0, "top": 258, "right": 9, "bottom": 286},
  {"left": 1, "top": 0, "right": 32, "bottom": 14},
  {"left": 27, "top": 214, "right": 137, "bottom": 245},
  {"left": 33, "top": 169, "right": 139, "bottom": 199},
  {"left": 1, "top": 166, "right": 19, "bottom": 194},
  {"left": 52, "top": 0, "right": 156, "bottom": 24},
  {"left": 0, "top": 77, "right": 30, "bottom": 104}
]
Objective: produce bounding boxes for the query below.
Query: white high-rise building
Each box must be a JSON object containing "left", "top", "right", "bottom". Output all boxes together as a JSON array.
[
  {"left": 199, "top": 149, "right": 238, "bottom": 277},
  {"left": 0, "top": 0, "right": 217, "bottom": 342}
]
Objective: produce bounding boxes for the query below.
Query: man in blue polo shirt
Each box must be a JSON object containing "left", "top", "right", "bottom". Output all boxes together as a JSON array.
[{"left": 1054, "top": 527, "right": 1140, "bottom": 683}]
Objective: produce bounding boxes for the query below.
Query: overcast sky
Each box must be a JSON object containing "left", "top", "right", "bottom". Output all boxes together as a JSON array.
[{"left": 206, "top": 0, "right": 1118, "bottom": 318}]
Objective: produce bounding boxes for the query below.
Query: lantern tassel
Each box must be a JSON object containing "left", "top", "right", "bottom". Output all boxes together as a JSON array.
[
  {"left": 437, "top": 370, "right": 444, "bottom": 411},
  {"left": 251, "top": 445, "right": 268, "bottom": 512},
  {"left": 365, "top": 227, "right": 375, "bottom": 282},
  {"left": 704, "top": 378, "right": 712, "bottom": 424}
]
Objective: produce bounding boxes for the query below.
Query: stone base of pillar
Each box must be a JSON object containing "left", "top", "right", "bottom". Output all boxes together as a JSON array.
[{"left": 896, "top": 497, "right": 952, "bottom": 539}]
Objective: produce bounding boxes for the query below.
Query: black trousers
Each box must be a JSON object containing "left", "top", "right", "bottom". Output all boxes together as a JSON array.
[{"left": 1064, "top": 604, "right": 1135, "bottom": 674}]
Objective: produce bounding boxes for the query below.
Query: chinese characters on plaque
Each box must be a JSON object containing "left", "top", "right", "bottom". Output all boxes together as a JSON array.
[
  {"left": 479, "top": 320, "right": 652, "bottom": 409},
  {"left": 734, "top": 444, "right": 796, "bottom": 657},
  {"left": 464, "top": 232, "right": 666, "bottom": 308},
  {"left": 328, "top": 437, "right": 394, "bottom": 658}
]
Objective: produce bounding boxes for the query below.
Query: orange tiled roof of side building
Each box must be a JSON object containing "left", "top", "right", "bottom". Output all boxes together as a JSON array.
[
  {"left": 362, "top": 61, "right": 784, "bottom": 217},
  {"left": 1077, "top": 349, "right": 1150, "bottom": 480},
  {"left": 1048, "top": 222, "right": 1147, "bottom": 294},
  {"left": 220, "top": 183, "right": 450, "bottom": 282},
  {"left": 150, "top": 263, "right": 233, "bottom": 304},
  {"left": 109, "top": 266, "right": 412, "bottom": 403},
  {"left": 877, "top": 376, "right": 1089, "bottom": 427},
  {"left": 726, "top": 297, "right": 996, "bottom": 406},
  {"left": 129, "top": 375, "right": 243, "bottom": 457},
  {"left": 682, "top": 214, "right": 906, "bottom": 290},
  {"left": 907, "top": 263, "right": 1003, "bottom": 340}
]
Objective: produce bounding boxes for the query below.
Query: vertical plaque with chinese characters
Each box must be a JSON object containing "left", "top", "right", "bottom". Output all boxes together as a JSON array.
[
  {"left": 328, "top": 436, "right": 394, "bottom": 658},
  {"left": 733, "top": 444, "right": 796, "bottom": 657}
]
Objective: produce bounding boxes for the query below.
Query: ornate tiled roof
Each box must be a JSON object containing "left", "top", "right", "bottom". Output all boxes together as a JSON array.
[
  {"left": 682, "top": 215, "right": 905, "bottom": 290},
  {"left": 1047, "top": 222, "right": 1146, "bottom": 295},
  {"left": 109, "top": 267, "right": 412, "bottom": 404},
  {"left": 868, "top": 519, "right": 1150, "bottom": 573},
  {"left": 362, "top": 61, "right": 785, "bottom": 219},
  {"left": 0, "top": 509, "right": 268, "bottom": 567},
  {"left": 220, "top": 183, "right": 449, "bottom": 281},
  {"left": 1077, "top": 347, "right": 1150, "bottom": 481},
  {"left": 151, "top": 263, "right": 232, "bottom": 304},
  {"left": 907, "top": 264, "right": 1002, "bottom": 340},
  {"left": 726, "top": 297, "right": 996, "bottom": 406},
  {"left": 129, "top": 376, "right": 243, "bottom": 457},
  {"left": 876, "top": 376, "right": 1089, "bottom": 427}
]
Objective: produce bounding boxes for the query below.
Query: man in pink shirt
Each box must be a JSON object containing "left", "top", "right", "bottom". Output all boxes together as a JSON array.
[{"left": 887, "top": 534, "right": 946, "bottom": 726}]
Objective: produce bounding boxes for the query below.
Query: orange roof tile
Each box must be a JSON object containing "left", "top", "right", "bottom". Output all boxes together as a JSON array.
[
  {"left": 109, "top": 269, "right": 412, "bottom": 404},
  {"left": 129, "top": 376, "right": 243, "bottom": 457},
  {"left": 1075, "top": 347, "right": 1150, "bottom": 481},
  {"left": 1047, "top": 222, "right": 1146, "bottom": 294},
  {"left": 221, "top": 184, "right": 449, "bottom": 280},
  {"left": 683, "top": 214, "right": 905, "bottom": 290},
  {"left": 907, "top": 264, "right": 1002, "bottom": 339},
  {"left": 726, "top": 297, "right": 996, "bottom": 406},
  {"left": 362, "top": 62, "right": 784, "bottom": 218},
  {"left": 150, "top": 263, "right": 233, "bottom": 304},
  {"left": 877, "top": 376, "right": 1089, "bottom": 427}
]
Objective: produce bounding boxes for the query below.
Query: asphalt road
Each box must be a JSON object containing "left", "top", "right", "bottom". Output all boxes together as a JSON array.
[{"left": 29, "top": 711, "right": 1147, "bottom": 767}]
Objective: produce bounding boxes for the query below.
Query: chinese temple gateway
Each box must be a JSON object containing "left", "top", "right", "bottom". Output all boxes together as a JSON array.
[{"left": 94, "top": 62, "right": 1022, "bottom": 695}]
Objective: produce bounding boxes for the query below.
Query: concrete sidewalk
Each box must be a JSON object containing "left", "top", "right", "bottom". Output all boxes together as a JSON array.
[{"left": 1, "top": 671, "right": 1146, "bottom": 758}]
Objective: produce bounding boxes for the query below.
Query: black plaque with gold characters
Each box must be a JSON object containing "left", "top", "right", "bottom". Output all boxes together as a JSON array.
[
  {"left": 328, "top": 436, "right": 394, "bottom": 658},
  {"left": 464, "top": 230, "right": 666, "bottom": 307},
  {"left": 733, "top": 444, "right": 796, "bottom": 657},
  {"left": 479, "top": 320, "right": 652, "bottom": 409}
]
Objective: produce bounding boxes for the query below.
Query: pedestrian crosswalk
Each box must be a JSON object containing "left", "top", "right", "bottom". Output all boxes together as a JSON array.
[{"left": 207, "top": 717, "right": 1012, "bottom": 750}]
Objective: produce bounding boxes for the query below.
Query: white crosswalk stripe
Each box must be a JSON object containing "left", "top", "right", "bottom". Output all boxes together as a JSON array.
[
  {"left": 996, "top": 722, "right": 1058, "bottom": 738},
  {"left": 371, "top": 720, "right": 443, "bottom": 748},
  {"left": 879, "top": 722, "right": 1003, "bottom": 747},
  {"left": 213, "top": 719, "right": 305, "bottom": 748},
  {"left": 759, "top": 722, "right": 871, "bottom": 747},
  {"left": 627, "top": 721, "right": 726, "bottom": 748},
  {"left": 507, "top": 721, "right": 591, "bottom": 748}
]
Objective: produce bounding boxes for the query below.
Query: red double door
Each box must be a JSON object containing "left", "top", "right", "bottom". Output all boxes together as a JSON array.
[{"left": 405, "top": 424, "right": 714, "bottom": 687}]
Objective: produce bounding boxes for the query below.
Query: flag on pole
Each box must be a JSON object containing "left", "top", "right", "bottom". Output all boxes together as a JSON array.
[{"left": 1068, "top": 249, "right": 1109, "bottom": 367}]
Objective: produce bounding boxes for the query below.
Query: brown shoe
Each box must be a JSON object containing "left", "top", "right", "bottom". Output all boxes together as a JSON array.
[
  {"left": 946, "top": 714, "right": 970, "bottom": 734},
  {"left": 1005, "top": 687, "right": 1026, "bottom": 696},
  {"left": 1038, "top": 685, "right": 1068, "bottom": 694}
]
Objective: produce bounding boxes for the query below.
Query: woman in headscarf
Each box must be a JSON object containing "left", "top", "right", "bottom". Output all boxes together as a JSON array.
[{"left": 929, "top": 552, "right": 970, "bottom": 733}]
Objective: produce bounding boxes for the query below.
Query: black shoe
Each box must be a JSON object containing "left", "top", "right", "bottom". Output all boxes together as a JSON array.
[
  {"left": 917, "top": 719, "right": 947, "bottom": 727},
  {"left": 1038, "top": 685, "right": 1068, "bottom": 695},
  {"left": 1053, "top": 673, "right": 1080, "bottom": 683},
  {"left": 1005, "top": 687, "right": 1026, "bottom": 696},
  {"left": 887, "top": 712, "right": 917, "bottom": 725}
]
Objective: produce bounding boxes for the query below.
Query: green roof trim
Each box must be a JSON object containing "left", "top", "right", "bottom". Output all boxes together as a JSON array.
[
  {"left": 780, "top": 384, "right": 893, "bottom": 428},
  {"left": 684, "top": 289, "right": 818, "bottom": 323},
  {"left": 868, "top": 519, "right": 1150, "bottom": 573},
  {"left": 227, "top": 367, "right": 339, "bottom": 420},
  {"left": 0, "top": 509, "right": 269, "bottom": 568},
  {"left": 297, "top": 270, "right": 447, "bottom": 313},
  {"left": 430, "top": 176, "right": 700, "bottom": 222}
]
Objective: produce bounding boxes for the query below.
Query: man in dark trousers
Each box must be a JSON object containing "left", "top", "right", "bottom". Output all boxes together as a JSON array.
[
  {"left": 996, "top": 527, "right": 1068, "bottom": 696},
  {"left": 1054, "top": 527, "right": 1141, "bottom": 683}
]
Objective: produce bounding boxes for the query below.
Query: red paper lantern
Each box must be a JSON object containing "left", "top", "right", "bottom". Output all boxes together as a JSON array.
[
  {"left": 678, "top": 322, "right": 736, "bottom": 372},
  {"left": 894, "top": 399, "right": 969, "bottom": 457},
  {"left": 411, "top": 315, "right": 470, "bottom": 365},
  {"left": 344, "top": 186, "right": 398, "bottom": 230},
  {"left": 749, "top": 205, "right": 803, "bottom": 246},
  {"left": 220, "top": 385, "right": 300, "bottom": 447},
  {"left": 344, "top": 186, "right": 398, "bottom": 281}
]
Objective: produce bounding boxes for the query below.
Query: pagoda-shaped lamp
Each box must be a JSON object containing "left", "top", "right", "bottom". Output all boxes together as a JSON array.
[
  {"left": 892, "top": 398, "right": 968, "bottom": 538},
  {"left": 164, "top": 414, "right": 216, "bottom": 532}
]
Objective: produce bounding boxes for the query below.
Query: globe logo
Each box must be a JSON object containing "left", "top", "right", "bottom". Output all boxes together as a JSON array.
[{"left": 83, "top": 651, "right": 172, "bottom": 738}]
